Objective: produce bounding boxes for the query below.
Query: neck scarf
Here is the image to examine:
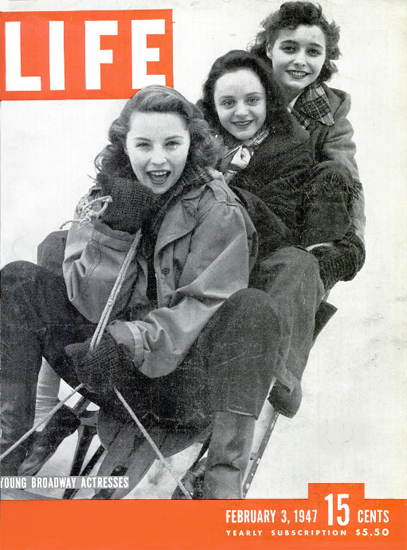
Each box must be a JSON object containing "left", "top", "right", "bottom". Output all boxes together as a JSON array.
[
  {"left": 291, "top": 82, "right": 334, "bottom": 130},
  {"left": 220, "top": 128, "right": 269, "bottom": 183}
]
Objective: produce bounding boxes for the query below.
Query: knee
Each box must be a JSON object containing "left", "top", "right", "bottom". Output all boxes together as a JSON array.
[
  {"left": 1, "top": 262, "right": 45, "bottom": 299},
  {"left": 1, "top": 261, "right": 37, "bottom": 282},
  {"left": 263, "top": 246, "right": 320, "bottom": 280},
  {"left": 281, "top": 246, "right": 318, "bottom": 268},
  {"left": 225, "top": 288, "right": 277, "bottom": 323},
  {"left": 288, "top": 247, "right": 320, "bottom": 279}
]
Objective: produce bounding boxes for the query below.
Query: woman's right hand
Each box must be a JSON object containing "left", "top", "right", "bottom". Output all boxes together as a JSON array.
[{"left": 98, "top": 174, "right": 154, "bottom": 234}]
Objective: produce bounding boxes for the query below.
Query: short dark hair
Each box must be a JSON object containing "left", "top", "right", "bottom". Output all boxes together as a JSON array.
[
  {"left": 95, "top": 85, "right": 220, "bottom": 178},
  {"left": 249, "top": 2, "right": 341, "bottom": 83},
  {"left": 200, "top": 50, "right": 295, "bottom": 138}
]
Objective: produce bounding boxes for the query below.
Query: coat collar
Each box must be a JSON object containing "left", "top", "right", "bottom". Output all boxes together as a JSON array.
[{"left": 153, "top": 168, "right": 212, "bottom": 252}]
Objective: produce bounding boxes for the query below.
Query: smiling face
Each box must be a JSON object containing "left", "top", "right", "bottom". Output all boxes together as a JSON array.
[
  {"left": 213, "top": 68, "right": 267, "bottom": 141},
  {"left": 125, "top": 111, "right": 191, "bottom": 194},
  {"left": 267, "top": 25, "right": 326, "bottom": 101}
]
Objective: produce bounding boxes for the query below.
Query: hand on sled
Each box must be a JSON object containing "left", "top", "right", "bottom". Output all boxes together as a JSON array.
[{"left": 65, "top": 332, "right": 135, "bottom": 394}]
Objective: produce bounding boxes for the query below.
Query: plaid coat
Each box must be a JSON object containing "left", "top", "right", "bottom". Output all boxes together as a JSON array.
[{"left": 292, "top": 84, "right": 366, "bottom": 243}]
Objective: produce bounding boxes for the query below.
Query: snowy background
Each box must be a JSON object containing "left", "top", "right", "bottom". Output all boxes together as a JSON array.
[{"left": 1, "top": 0, "right": 406, "bottom": 499}]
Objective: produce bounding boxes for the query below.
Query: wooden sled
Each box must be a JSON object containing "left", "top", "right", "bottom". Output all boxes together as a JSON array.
[
  {"left": 6, "top": 228, "right": 333, "bottom": 501},
  {"left": 1, "top": 392, "right": 280, "bottom": 501},
  {"left": 11, "top": 230, "right": 280, "bottom": 501}
]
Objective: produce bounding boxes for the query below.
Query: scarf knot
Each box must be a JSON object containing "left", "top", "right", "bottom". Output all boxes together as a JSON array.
[{"left": 220, "top": 128, "right": 269, "bottom": 183}]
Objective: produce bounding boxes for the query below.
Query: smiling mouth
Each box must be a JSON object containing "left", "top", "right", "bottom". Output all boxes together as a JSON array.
[
  {"left": 232, "top": 120, "right": 253, "bottom": 128},
  {"left": 286, "top": 70, "right": 309, "bottom": 79},
  {"left": 147, "top": 171, "right": 170, "bottom": 185}
]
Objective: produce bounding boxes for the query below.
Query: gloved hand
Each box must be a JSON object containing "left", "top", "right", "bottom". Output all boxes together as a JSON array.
[
  {"left": 65, "top": 332, "right": 135, "bottom": 394},
  {"left": 97, "top": 173, "right": 154, "bottom": 234},
  {"left": 310, "top": 230, "right": 365, "bottom": 291}
]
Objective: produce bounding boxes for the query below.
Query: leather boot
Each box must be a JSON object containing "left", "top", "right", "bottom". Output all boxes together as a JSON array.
[
  {"left": 17, "top": 404, "right": 80, "bottom": 476},
  {"left": 203, "top": 411, "right": 255, "bottom": 499},
  {"left": 0, "top": 381, "right": 37, "bottom": 475}
]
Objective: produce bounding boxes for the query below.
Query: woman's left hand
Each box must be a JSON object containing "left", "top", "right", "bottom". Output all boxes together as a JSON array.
[{"left": 65, "top": 332, "right": 135, "bottom": 394}]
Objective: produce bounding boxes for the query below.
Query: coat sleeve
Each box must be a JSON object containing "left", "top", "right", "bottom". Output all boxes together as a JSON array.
[
  {"left": 63, "top": 200, "right": 137, "bottom": 324},
  {"left": 317, "top": 91, "right": 366, "bottom": 242},
  {"left": 125, "top": 193, "right": 253, "bottom": 379}
]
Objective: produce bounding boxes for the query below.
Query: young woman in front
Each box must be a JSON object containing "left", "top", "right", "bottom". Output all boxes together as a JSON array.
[{"left": 1, "top": 85, "right": 281, "bottom": 499}]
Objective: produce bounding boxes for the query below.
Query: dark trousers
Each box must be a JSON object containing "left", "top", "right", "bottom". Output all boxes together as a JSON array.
[
  {"left": 1, "top": 261, "right": 278, "bottom": 472},
  {"left": 250, "top": 246, "right": 326, "bottom": 415}
]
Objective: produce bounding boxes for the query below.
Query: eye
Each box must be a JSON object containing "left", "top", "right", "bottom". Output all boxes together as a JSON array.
[
  {"left": 308, "top": 48, "right": 322, "bottom": 57},
  {"left": 135, "top": 142, "right": 150, "bottom": 149},
  {"left": 247, "top": 97, "right": 260, "bottom": 105},
  {"left": 222, "top": 99, "right": 236, "bottom": 108},
  {"left": 282, "top": 45, "right": 296, "bottom": 53},
  {"left": 166, "top": 140, "right": 181, "bottom": 150}
]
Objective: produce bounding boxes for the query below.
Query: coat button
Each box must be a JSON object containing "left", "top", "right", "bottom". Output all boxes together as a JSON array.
[{"left": 161, "top": 267, "right": 170, "bottom": 275}]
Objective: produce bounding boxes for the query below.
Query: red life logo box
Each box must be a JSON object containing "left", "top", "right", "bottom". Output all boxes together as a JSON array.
[{"left": 0, "top": 10, "right": 173, "bottom": 100}]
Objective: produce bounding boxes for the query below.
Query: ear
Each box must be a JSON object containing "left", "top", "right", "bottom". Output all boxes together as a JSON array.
[{"left": 266, "top": 42, "right": 273, "bottom": 62}]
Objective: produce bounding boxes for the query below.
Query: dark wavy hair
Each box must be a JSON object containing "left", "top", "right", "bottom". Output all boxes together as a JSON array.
[
  {"left": 200, "top": 50, "right": 295, "bottom": 139},
  {"left": 95, "top": 85, "right": 221, "bottom": 179},
  {"left": 249, "top": 2, "right": 341, "bottom": 83}
]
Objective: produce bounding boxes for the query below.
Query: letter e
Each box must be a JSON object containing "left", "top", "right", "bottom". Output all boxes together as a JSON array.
[{"left": 131, "top": 19, "right": 166, "bottom": 88}]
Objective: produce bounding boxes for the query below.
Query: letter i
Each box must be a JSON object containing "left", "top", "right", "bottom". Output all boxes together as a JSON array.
[{"left": 49, "top": 21, "right": 65, "bottom": 90}]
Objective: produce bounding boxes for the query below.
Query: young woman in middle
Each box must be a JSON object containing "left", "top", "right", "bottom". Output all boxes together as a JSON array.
[{"left": 199, "top": 50, "right": 365, "bottom": 419}]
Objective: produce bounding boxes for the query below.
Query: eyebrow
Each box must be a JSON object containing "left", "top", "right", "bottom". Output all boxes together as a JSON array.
[
  {"left": 280, "top": 39, "right": 324, "bottom": 48},
  {"left": 217, "top": 92, "right": 263, "bottom": 100},
  {"left": 132, "top": 135, "right": 185, "bottom": 140}
]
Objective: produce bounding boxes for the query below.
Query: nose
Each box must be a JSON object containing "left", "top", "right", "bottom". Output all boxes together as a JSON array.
[
  {"left": 150, "top": 145, "right": 166, "bottom": 165},
  {"left": 234, "top": 101, "right": 249, "bottom": 117},
  {"left": 293, "top": 49, "right": 306, "bottom": 66}
]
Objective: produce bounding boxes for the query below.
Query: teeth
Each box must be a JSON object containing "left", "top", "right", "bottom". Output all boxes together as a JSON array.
[{"left": 148, "top": 170, "right": 170, "bottom": 184}]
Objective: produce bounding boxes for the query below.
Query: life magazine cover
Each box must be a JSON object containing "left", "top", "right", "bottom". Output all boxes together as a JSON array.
[{"left": 0, "top": 0, "right": 406, "bottom": 549}]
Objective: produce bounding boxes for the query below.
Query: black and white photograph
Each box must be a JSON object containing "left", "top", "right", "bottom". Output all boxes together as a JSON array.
[{"left": 1, "top": 0, "right": 406, "bottom": 547}]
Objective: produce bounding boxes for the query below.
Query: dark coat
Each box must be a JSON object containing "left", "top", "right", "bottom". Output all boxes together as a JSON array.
[
  {"left": 227, "top": 120, "right": 355, "bottom": 262},
  {"left": 302, "top": 85, "right": 366, "bottom": 243}
]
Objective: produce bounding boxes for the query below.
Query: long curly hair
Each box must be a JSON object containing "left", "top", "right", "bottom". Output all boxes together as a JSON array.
[
  {"left": 95, "top": 85, "right": 221, "bottom": 179},
  {"left": 249, "top": 2, "right": 341, "bottom": 83},
  {"left": 200, "top": 50, "right": 295, "bottom": 139}
]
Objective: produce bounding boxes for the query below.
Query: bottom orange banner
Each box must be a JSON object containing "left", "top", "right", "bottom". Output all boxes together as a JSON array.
[{"left": 1, "top": 484, "right": 406, "bottom": 550}]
